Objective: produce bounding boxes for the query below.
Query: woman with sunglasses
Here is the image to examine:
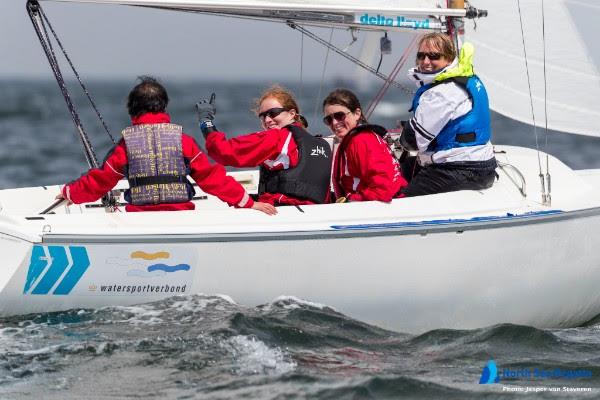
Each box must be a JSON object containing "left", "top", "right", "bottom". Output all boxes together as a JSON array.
[
  {"left": 398, "top": 33, "right": 497, "bottom": 196},
  {"left": 323, "top": 89, "right": 407, "bottom": 203},
  {"left": 196, "top": 85, "right": 332, "bottom": 206}
]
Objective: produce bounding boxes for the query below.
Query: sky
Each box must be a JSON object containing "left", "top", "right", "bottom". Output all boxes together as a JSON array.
[{"left": 0, "top": 0, "right": 397, "bottom": 83}]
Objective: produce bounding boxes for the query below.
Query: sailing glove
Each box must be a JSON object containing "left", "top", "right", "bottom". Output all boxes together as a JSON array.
[{"left": 196, "top": 92, "right": 217, "bottom": 139}]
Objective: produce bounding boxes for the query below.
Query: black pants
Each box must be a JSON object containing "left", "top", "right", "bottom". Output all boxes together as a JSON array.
[{"left": 400, "top": 158, "right": 498, "bottom": 197}]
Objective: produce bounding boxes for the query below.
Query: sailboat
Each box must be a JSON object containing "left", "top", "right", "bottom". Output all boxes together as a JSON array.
[{"left": 1, "top": 0, "right": 599, "bottom": 333}]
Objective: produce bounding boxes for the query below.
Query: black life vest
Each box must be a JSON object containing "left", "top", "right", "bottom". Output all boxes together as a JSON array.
[{"left": 258, "top": 124, "right": 332, "bottom": 204}]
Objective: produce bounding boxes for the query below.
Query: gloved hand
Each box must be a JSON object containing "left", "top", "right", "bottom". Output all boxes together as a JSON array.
[{"left": 196, "top": 92, "right": 217, "bottom": 139}]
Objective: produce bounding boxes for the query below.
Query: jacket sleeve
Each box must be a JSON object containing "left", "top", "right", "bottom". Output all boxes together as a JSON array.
[
  {"left": 183, "top": 134, "right": 254, "bottom": 208},
  {"left": 62, "top": 141, "right": 127, "bottom": 204},
  {"left": 205, "top": 129, "right": 286, "bottom": 168},
  {"left": 345, "top": 134, "right": 400, "bottom": 202}
]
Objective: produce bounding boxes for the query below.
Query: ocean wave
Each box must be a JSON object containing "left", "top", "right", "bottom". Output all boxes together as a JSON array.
[
  {"left": 260, "top": 295, "right": 332, "bottom": 312},
  {"left": 1, "top": 296, "right": 600, "bottom": 398},
  {"left": 221, "top": 335, "right": 296, "bottom": 375}
]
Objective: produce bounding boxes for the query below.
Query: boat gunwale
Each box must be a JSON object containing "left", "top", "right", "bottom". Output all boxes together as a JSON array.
[{"left": 38, "top": 205, "right": 600, "bottom": 244}]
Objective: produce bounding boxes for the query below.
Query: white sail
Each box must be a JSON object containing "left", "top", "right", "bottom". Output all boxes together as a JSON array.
[
  {"left": 466, "top": 0, "right": 600, "bottom": 137},
  {"left": 43, "top": 0, "right": 462, "bottom": 30}
]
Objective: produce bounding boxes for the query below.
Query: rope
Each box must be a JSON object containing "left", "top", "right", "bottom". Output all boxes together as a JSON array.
[
  {"left": 27, "top": 0, "right": 116, "bottom": 209},
  {"left": 28, "top": 1, "right": 98, "bottom": 169},
  {"left": 39, "top": 7, "right": 116, "bottom": 145},
  {"left": 376, "top": 52, "right": 384, "bottom": 74}
]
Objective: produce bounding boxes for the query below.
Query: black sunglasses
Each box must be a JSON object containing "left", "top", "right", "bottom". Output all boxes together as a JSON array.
[
  {"left": 323, "top": 111, "right": 351, "bottom": 126},
  {"left": 258, "top": 107, "right": 286, "bottom": 120},
  {"left": 416, "top": 52, "right": 442, "bottom": 61}
]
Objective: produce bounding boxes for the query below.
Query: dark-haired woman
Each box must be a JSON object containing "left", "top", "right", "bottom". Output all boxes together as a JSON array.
[
  {"left": 323, "top": 89, "right": 407, "bottom": 202},
  {"left": 197, "top": 85, "right": 332, "bottom": 206},
  {"left": 58, "top": 76, "right": 276, "bottom": 215}
]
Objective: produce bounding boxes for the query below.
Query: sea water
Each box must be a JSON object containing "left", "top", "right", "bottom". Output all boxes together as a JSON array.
[{"left": 1, "top": 79, "right": 600, "bottom": 399}]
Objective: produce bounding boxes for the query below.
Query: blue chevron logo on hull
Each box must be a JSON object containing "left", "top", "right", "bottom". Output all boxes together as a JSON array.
[{"left": 23, "top": 245, "right": 90, "bottom": 295}]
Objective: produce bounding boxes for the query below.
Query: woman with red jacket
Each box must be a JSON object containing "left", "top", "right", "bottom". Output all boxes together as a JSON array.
[
  {"left": 58, "top": 76, "right": 276, "bottom": 215},
  {"left": 323, "top": 89, "right": 407, "bottom": 202},
  {"left": 196, "top": 85, "right": 332, "bottom": 206}
]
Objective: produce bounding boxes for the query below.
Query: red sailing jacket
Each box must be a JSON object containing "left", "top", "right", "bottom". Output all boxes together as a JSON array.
[
  {"left": 205, "top": 123, "right": 319, "bottom": 205},
  {"left": 62, "top": 113, "right": 254, "bottom": 212},
  {"left": 333, "top": 127, "right": 407, "bottom": 202}
]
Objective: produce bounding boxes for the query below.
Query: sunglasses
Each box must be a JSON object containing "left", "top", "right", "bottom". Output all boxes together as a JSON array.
[
  {"left": 323, "top": 111, "right": 351, "bottom": 126},
  {"left": 416, "top": 52, "right": 442, "bottom": 61},
  {"left": 258, "top": 107, "right": 286, "bottom": 120}
]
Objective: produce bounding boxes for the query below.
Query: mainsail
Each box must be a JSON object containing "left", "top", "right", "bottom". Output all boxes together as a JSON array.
[
  {"left": 466, "top": 0, "right": 600, "bottom": 137},
  {"left": 43, "top": 0, "right": 462, "bottom": 31}
]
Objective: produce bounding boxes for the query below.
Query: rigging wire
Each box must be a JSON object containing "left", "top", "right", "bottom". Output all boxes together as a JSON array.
[
  {"left": 541, "top": 0, "right": 551, "bottom": 203},
  {"left": 27, "top": 0, "right": 116, "bottom": 209},
  {"left": 299, "top": 28, "right": 304, "bottom": 100},
  {"left": 39, "top": 8, "right": 116, "bottom": 145},
  {"left": 287, "top": 22, "right": 410, "bottom": 92},
  {"left": 27, "top": 1, "right": 98, "bottom": 170},
  {"left": 516, "top": 0, "right": 548, "bottom": 204},
  {"left": 313, "top": 28, "right": 334, "bottom": 124}
]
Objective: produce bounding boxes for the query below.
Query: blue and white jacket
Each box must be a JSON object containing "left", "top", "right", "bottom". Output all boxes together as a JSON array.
[{"left": 404, "top": 59, "right": 495, "bottom": 166}]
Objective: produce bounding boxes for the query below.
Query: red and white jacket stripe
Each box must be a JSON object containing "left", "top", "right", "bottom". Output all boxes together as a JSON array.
[
  {"left": 205, "top": 123, "right": 317, "bottom": 205},
  {"left": 333, "top": 130, "right": 407, "bottom": 202},
  {"left": 62, "top": 112, "right": 253, "bottom": 212}
]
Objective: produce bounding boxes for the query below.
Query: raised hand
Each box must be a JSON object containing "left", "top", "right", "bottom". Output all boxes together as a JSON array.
[{"left": 195, "top": 92, "right": 217, "bottom": 138}]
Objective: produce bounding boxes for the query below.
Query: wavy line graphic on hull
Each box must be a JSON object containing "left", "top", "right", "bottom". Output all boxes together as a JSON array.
[
  {"left": 130, "top": 251, "right": 170, "bottom": 260},
  {"left": 147, "top": 264, "right": 191, "bottom": 273}
]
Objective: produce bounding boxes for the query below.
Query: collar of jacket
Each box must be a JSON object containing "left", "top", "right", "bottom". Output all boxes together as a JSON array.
[
  {"left": 407, "top": 57, "right": 458, "bottom": 88},
  {"left": 131, "top": 112, "right": 171, "bottom": 125}
]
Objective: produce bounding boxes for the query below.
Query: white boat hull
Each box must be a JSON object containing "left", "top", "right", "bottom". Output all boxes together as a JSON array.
[{"left": 1, "top": 146, "right": 600, "bottom": 333}]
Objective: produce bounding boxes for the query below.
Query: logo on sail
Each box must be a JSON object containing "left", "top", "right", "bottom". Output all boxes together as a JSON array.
[{"left": 23, "top": 245, "right": 90, "bottom": 295}]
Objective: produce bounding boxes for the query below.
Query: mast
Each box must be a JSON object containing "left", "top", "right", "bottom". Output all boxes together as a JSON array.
[{"left": 447, "top": 0, "right": 465, "bottom": 48}]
